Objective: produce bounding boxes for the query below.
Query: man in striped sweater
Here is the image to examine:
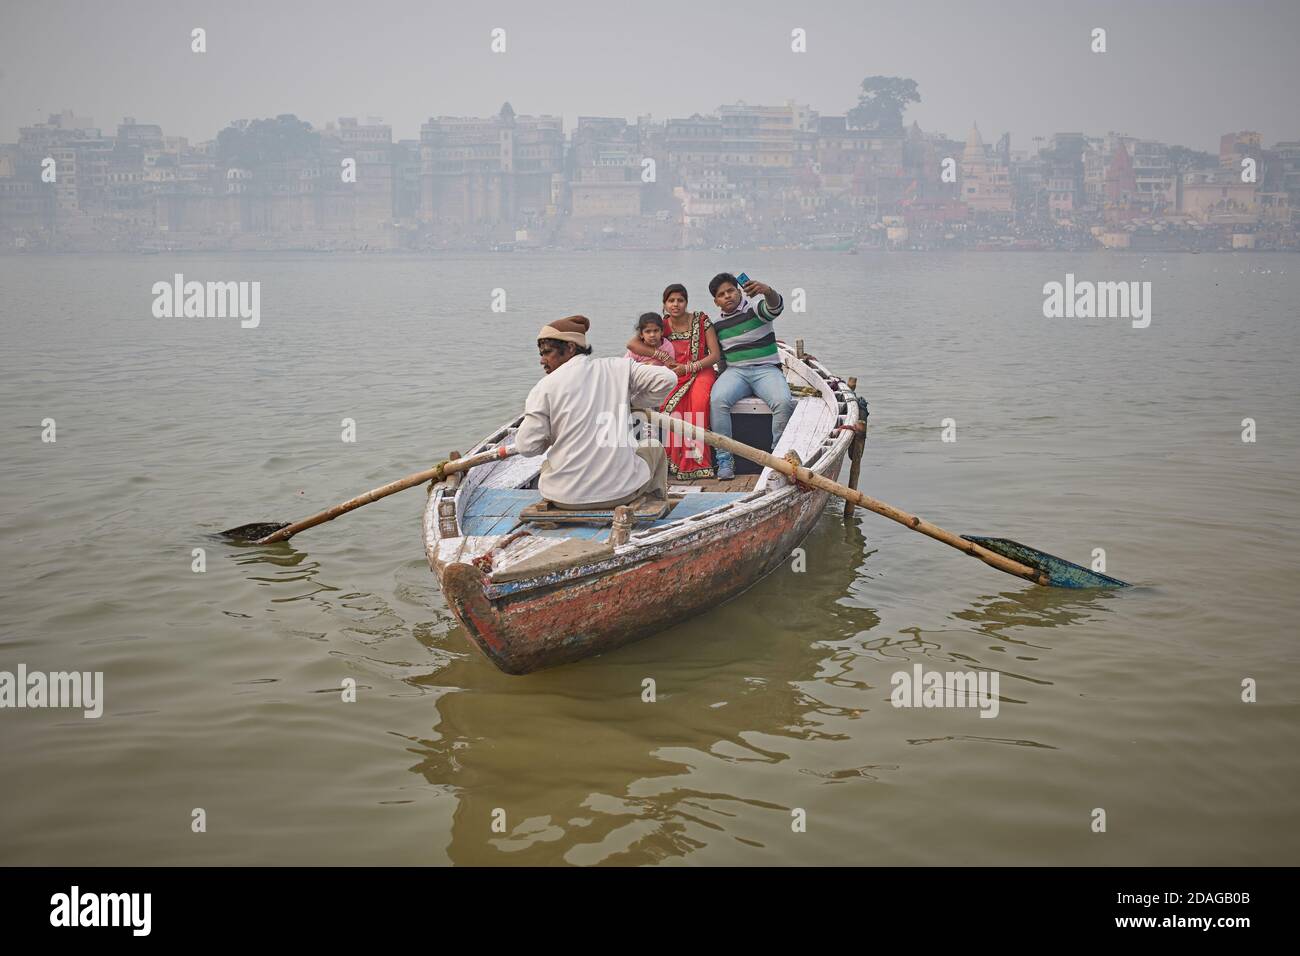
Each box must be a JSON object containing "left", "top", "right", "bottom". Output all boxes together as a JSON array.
[{"left": 707, "top": 273, "right": 795, "bottom": 480}]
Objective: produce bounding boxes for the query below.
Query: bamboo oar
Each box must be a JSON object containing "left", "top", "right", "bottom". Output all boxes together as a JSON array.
[
  {"left": 640, "top": 408, "right": 1129, "bottom": 589},
  {"left": 221, "top": 445, "right": 516, "bottom": 545}
]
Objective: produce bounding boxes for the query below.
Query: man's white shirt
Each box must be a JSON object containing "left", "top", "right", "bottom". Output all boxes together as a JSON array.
[{"left": 515, "top": 355, "right": 676, "bottom": 507}]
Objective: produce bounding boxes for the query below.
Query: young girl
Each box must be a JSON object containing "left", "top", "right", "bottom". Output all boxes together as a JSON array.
[
  {"left": 624, "top": 284, "right": 722, "bottom": 480},
  {"left": 625, "top": 313, "right": 678, "bottom": 368}
]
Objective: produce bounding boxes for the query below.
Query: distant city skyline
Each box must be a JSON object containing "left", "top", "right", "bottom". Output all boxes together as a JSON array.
[{"left": 2, "top": 0, "right": 1297, "bottom": 151}]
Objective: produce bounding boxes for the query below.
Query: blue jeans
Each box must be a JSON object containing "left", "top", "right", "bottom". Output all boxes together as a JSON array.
[{"left": 709, "top": 363, "right": 795, "bottom": 452}]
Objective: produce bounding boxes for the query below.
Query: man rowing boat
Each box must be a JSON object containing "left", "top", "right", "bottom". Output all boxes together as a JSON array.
[{"left": 515, "top": 316, "right": 678, "bottom": 510}]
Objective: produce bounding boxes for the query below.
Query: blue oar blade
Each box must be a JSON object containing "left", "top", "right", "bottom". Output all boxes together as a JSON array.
[{"left": 961, "top": 535, "right": 1131, "bottom": 589}]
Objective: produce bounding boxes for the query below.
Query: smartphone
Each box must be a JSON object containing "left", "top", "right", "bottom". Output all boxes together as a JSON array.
[{"left": 735, "top": 272, "right": 751, "bottom": 285}]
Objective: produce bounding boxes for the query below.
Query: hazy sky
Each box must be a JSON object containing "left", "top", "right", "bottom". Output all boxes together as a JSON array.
[{"left": 2, "top": 0, "right": 1296, "bottom": 151}]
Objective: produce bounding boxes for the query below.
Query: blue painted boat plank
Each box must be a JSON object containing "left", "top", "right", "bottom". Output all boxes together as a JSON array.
[
  {"left": 484, "top": 515, "right": 524, "bottom": 536},
  {"left": 655, "top": 492, "right": 747, "bottom": 522},
  {"left": 530, "top": 525, "right": 610, "bottom": 540},
  {"left": 459, "top": 515, "right": 510, "bottom": 536},
  {"left": 465, "top": 488, "right": 544, "bottom": 518},
  {"left": 459, "top": 489, "right": 751, "bottom": 538}
]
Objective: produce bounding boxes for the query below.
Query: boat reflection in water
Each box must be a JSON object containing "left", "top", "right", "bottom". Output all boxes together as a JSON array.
[
  {"left": 227, "top": 499, "right": 1123, "bottom": 865},
  {"left": 402, "top": 506, "right": 1123, "bottom": 865}
]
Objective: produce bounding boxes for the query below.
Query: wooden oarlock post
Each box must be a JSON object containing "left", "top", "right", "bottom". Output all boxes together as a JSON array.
[{"left": 842, "top": 376, "right": 867, "bottom": 518}]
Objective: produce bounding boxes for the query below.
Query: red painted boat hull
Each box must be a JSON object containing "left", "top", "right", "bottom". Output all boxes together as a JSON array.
[{"left": 440, "top": 484, "right": 836, "bottom": 675}]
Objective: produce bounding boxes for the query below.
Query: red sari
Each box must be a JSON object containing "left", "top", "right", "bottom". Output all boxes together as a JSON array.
[{"left": 660, "top": 311, "right": 717, "bottom": 479}]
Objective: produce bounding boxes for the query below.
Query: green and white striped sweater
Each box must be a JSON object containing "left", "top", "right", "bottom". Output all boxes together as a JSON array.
[{"left": 713, "top": 293, "right": 784, "bottom": 368}]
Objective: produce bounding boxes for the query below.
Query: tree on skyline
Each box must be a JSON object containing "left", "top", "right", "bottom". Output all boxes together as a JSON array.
[
  {"left": 848, "top": 76, "right": 921, "bottom": 132},
  {"left": 216, "top": 114, "right": 319, "bottom": 168},
  {"left": 1167, "top": 144, "right": 1218, "bottom": 171}
]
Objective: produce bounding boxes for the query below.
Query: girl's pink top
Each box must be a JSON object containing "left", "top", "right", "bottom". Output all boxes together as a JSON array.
[{"left": 625, "top": 347, "right": 672, "bottom": 365}]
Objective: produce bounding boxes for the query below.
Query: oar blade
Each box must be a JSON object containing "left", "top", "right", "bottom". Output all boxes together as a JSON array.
[
  {"left": 962, "top": 535, "right": 1131, "bottom": 589},
  {"left": 219, "top": 522, "right": 291, "bottom": 542}
]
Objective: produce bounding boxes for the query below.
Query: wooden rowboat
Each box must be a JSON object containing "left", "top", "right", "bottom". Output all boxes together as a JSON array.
[{"left": 422, "top": 343, "right": 865, "bottom": 674}]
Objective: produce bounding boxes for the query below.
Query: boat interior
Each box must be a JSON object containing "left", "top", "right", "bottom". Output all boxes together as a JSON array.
[{"left": 428, "top": 348, "right": 863, "bottom": 561}]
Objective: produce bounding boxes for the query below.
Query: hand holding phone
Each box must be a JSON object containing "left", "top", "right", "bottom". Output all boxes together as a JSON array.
[{"left": 737, "top": 272, "right": 769, "bottom": 300}]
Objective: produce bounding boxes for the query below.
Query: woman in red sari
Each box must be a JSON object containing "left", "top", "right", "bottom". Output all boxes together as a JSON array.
[{"left": 626, "top": 283, "right": 722, "bottom": 479}]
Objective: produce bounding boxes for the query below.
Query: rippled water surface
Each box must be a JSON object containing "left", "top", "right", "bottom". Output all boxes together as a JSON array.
[{"left": 1, "top": 251, "right": 1297, "bottom": 864}]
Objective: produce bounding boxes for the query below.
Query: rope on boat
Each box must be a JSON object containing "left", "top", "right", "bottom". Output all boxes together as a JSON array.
[
  {"left": 472, "top": 529, "right": 533, "bottom": 573},
  {"left": 424, "top": 459, "right": 452, "bottom": 496},
  {"left": 784, "top": 450, "right": 815, "bottom": 493}
]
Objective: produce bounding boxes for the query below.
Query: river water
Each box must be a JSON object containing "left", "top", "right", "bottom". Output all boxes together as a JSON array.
[{"left": 1, "top": 250, "right": 1296, "bottom": 865}]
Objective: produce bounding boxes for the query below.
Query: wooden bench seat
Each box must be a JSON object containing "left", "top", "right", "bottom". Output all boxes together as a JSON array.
[{"left": 518, "top": 495, "right": 673, "bottom": 526}]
